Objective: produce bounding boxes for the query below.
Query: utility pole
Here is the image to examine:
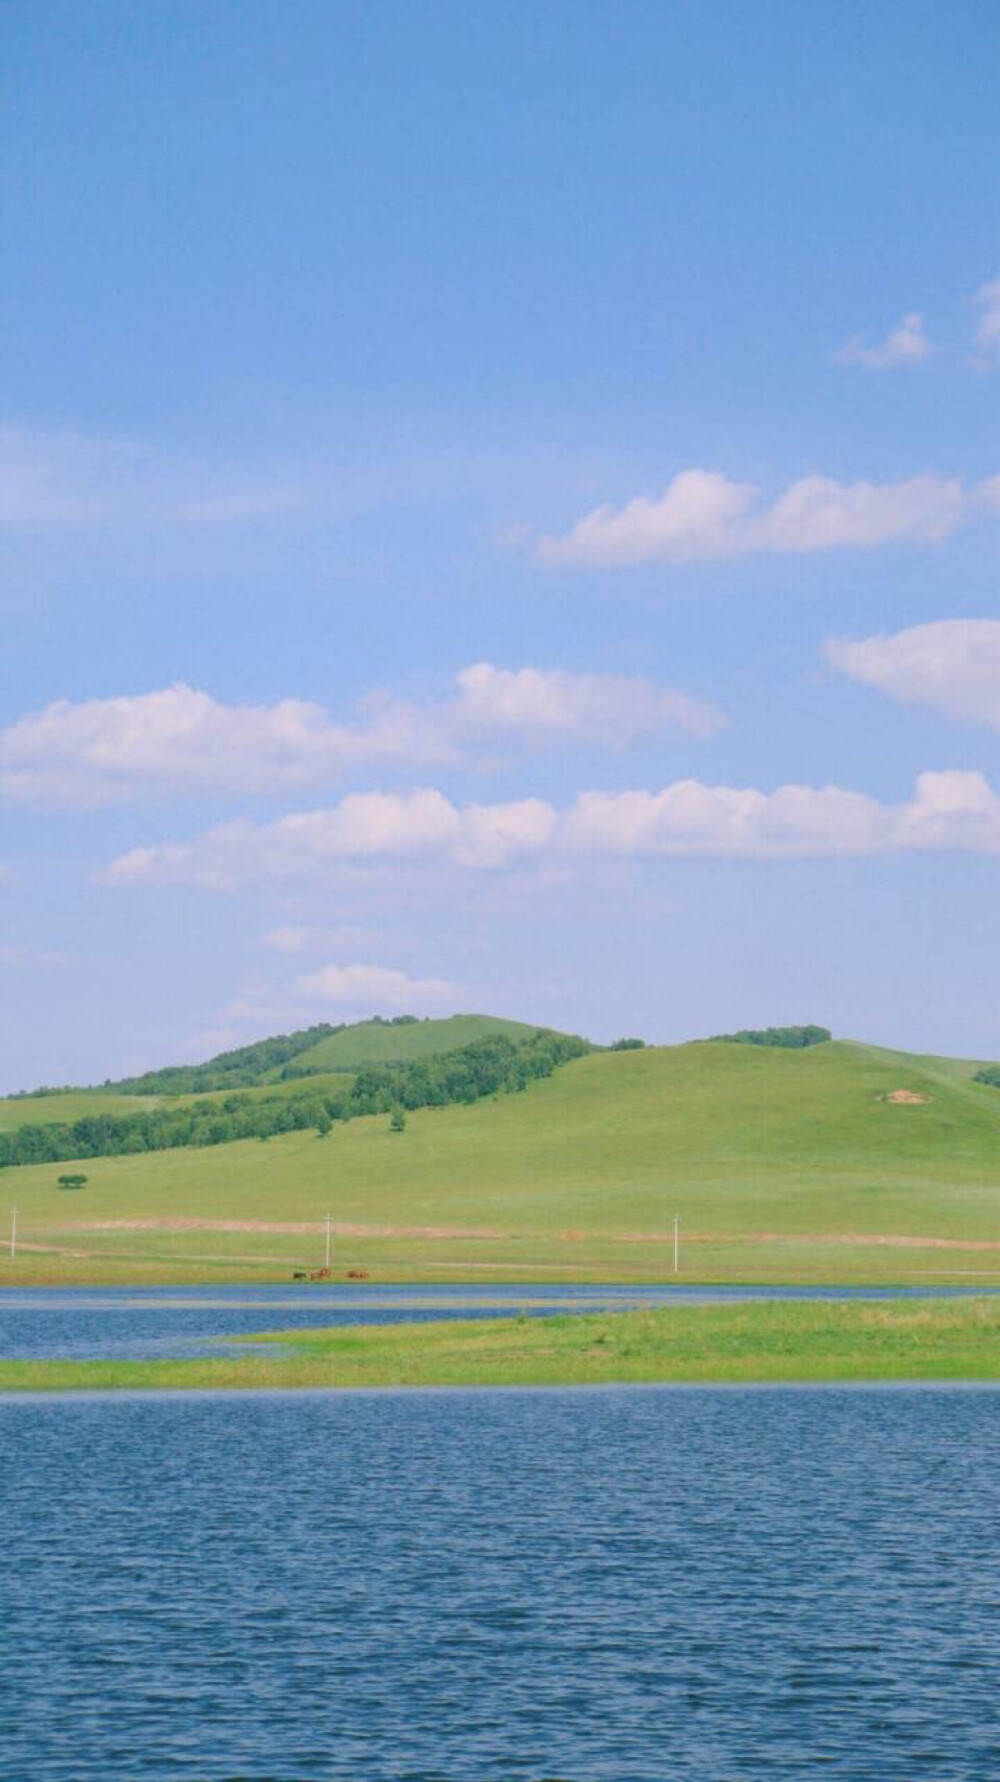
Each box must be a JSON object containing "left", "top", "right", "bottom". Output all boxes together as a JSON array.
[
  {"left": 673, "top": 1214, "right": 680, "bottom": 1276},
  {"left": 10, "top": 1208, "right": 16, "bottom": 1261},
  {"left": 325, "top": 1211, "right": 332, "bottom": 1272}
]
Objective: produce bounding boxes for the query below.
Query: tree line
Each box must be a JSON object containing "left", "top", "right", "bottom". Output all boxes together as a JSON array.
[
  {"left": 708, "top": 1025, "right": 832, "bottom": 1049},
  {"left": 13, "top": 1013, "right": 426, "bottom": 1101},
  {"left": 0, "top": 1030, "right": 591, "bottom": 1170}
]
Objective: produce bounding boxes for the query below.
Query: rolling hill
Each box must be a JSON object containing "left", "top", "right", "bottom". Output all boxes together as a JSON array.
[
  {"left": 3, "top": 1036, "right": 1000, "bottom": 1286},
  {"left": 286, "top": 1013, "right": 555, "bottom": 1073},
  {"left": 0, "top": 1013, "right": 574, "bottom": 1132}
]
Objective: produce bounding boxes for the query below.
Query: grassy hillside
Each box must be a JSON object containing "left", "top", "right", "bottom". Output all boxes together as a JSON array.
[
  {"left": 0, "top": 1090, "right": 163, "bottom": 1132},
  {"left": 0, "top": 1071, "right": 353, "bottom": 1133},
  {"left": 286, "top": 1013, "right": 560, "bottom": 1073},
  {"left": 0, "top": 1015, "right": 566, "bottom": 1129},
  {"left": 3, "top": 1038, "right": 1000, "bottom": 1286}
]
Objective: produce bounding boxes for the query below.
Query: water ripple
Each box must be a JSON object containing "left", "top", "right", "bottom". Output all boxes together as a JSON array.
[{"left": 1, "top": 1387, "right": 999, "bottom": 1777}]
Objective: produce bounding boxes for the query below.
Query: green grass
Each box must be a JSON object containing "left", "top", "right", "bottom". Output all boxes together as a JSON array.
[
  {"left": 0, "top": 1071, "right": 353, "bottom": 1132},
  {"left": 0, "top": 1089, "right": 164, "bottom": 1131},
  {"left": 3, "top": 1297, "right": 1000, "bottom": 1391},
  {"left": 3, "top": 1038, "right": 1000, "bottom": 1285},
  {"left": 285, "top": 1012, "right": 558, "bottom": 1073}
]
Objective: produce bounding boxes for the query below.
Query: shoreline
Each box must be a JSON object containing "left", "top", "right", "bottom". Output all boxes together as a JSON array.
[
  {"left": 2, "top": 1297, "right": 1000, "bottom": 1393},
  {"left": 6, "top": 1378, "right": 1000, "bottom": 1401}
]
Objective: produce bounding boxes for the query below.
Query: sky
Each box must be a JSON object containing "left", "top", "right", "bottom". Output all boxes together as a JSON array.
[{"left": 1, "top": 0, "right": 998, "bottom": 1091}]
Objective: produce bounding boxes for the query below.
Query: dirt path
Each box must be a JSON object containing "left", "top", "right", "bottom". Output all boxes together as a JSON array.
[{"left": 59, "top": 1217, "right": 508, "bottom": 1240}]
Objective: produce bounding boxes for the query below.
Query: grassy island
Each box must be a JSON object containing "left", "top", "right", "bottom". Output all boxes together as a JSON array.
[{"left": 3, "top": 1297, "right": 1000, "bottom": 1393}]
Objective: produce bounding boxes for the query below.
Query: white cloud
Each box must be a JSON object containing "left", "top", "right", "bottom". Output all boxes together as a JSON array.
[
  {"left": 294, "top": 962, "right": 456, "bottom": 1012},
  {"left": 0, "top": 665, "right": 721, "bottom": 806},
  {"left": 835, "top": 312, "right": 932, "bottom": 370},
  {"left": 0, "top": 685, "right": 444, "bottom": 805},
  {"left": 750, "top": 474, "right": 965, "bottom": 551},
  {"left": 98, "top": 789, "right": 556, "bottom": 888},
  {"left": 538, "top": 470, "right": 755, "bottom": 566},
  {"left": 538, "top": 469, "right": 985, "bottom": 566},
  {"left": 971, "top": 277, "right": 1000, "bottom": 368},
  {"left": 97, "top": 770, "right": 1000, "bottom": 889},
  {"left": 452, "top": 662, "right": 723, "bottom": 743},
  {"left": 826, "top": 619, "right": 1000, "bottom": 729}
]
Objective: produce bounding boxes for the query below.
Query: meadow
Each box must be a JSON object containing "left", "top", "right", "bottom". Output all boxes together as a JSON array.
[
  {"left": 2, "top": 1038, "right": 999, "bottom": 1286},
  {"left": 287, "top": 1012, "right": 546, "bottom": 1073}
]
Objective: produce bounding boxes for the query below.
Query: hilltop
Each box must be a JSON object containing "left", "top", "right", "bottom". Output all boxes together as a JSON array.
[
  {"left": 287, "top": 1013, "right": 554, "bottom": 1073},
  {"left": 0, "top": 1012, "right": 576, "bottom": 1135},
  {"left": 3, "top": 1034, "right": 1000, "bottom": 1286}
]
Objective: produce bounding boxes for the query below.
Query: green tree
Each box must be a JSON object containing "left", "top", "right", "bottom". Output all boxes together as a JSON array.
[{"left": 389, "top": 1107, "right": 407, "bottom": 1133}]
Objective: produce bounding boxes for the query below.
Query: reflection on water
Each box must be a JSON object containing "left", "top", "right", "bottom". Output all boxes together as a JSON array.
[{"left": 1, "top": 1385, "right": 998, "bottom": 1779}]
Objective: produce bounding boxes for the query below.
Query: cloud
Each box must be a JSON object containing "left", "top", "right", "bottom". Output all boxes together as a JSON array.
[
  {"left": 451, "top": 662, "right": 723, "bottom": 743},
  {"left": 537, "top": 469, "right": 986, "bottom": 566},
  {"left": 0, "top": 685, "right": 446, "bottom": 805},
  {"left": 294, "top": 962, "right": 456, "bottom": 1011},
  {"left": 826, "top": 619, "right": 1000, "bottom": 729},
  {"left": 98, "top": 789, "right": 557, "bottom": 888},
  {"left": 0, "top": 666, "right": 721, "bottom": 806},
  {"left": 537, "top": 470, "right": 755, "bottom": 566},
  {"left": 835, "top": 312, "right": 932, "bottom": 370},
  {"left": 971, "top": 277, "right": 1000, "bottom": 369},
  {"left": 98, "top": 770, "right": 1000, "bottom": 889}
]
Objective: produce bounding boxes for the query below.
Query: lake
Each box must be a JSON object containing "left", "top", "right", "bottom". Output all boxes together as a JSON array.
[
  {"left": 2, "top": 1383, "right": 999, "bottom": 1779},
  {"left": 1, "top": 1280, "right": 996, "bottom": 1360}
]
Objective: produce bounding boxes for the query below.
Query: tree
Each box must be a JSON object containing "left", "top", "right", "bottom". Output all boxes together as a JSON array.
[
  {"left": 389, "top": 1107, "right": 407, "bottom": 1133},
  {"left": 57, "top": 1173, "right": 88, "bottom": 1190}
]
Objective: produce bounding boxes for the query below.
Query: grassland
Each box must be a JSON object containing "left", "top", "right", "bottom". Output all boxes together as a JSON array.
[
  {"left": 3, "top": 1297, "right": 1000, "bottom": 1391},
  {"left": 0, "top": 1070, "right": 355, "bottom": 1134},
  {"left": 0, "top": 1012, "right": 542, "bottom": 1128},
  {"left": 2, "top": 1038, "right": 1000, "bottom": 1286},
  {"left": 0, "top": 1089, "right": 163, "bottom": 1132},
  {"left": 285, "top": 1012, "right": 554, "bottom": 1073}
]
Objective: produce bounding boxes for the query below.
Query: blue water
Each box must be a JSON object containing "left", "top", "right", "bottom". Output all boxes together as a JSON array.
[
  {"left": 1, "top": 1385, "right": 998, "bottom": 1779},
  {"left": 1, "top": 1281, "right": 996, "bottom": 1360}
]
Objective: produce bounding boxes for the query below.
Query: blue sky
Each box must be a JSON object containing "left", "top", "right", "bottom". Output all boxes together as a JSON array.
[{"left": 2, "top": 0, "right": 998, "bottom": 1090}]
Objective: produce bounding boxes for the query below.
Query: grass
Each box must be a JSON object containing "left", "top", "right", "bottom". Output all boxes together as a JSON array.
[
  {"left": 0, "top": 1089, "right": 164, "bottom": 1131},
  {"left": 3, "top": 1297, "right": 1000, "bottom": 1391},
  {"left": 285, "top": 1012, "right": 553, "bottom": 1074},
  {"left": 2, "top": 1039, "right": 1000, "bottom": 1286},
  {"left": 0, "top": 1070, "right": 356, "bottom": 1132}
]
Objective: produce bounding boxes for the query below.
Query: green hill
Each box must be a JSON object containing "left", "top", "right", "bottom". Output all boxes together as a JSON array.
[
  {"left": 0, "top": 1014, "right": 575, "bottom": 1137},
  {"left": 4, "top": 1037, "right": 1000, "bottom": 1286},
  {"left": 0, "top": 1070, "right": 356, "bottom": 1134},
  {"left": 0, "top": 1090, "right": 163, "bottom": 1134},
  {"left": 288, "top": 1013, "right": 556, "bottom": 1073}
]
